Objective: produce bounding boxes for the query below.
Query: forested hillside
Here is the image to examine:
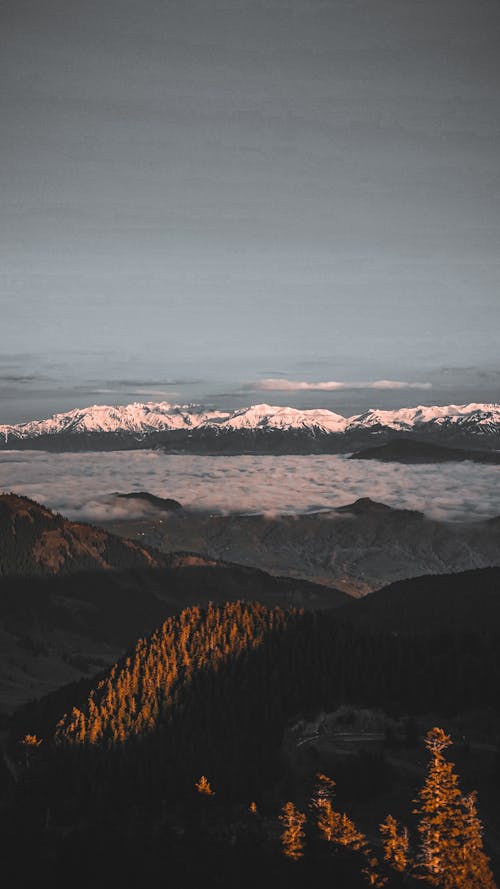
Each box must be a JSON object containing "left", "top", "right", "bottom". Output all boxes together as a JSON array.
[{"left": 4, "top": 598, "right": 499, "bottom": 887}]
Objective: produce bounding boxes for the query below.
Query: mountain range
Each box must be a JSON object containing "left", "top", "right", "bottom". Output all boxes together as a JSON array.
[{"left": 2, "top": 400, "right": 500, "bottom": 452}]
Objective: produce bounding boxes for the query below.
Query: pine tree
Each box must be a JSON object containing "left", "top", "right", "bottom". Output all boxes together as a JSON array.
[
  {"left": 454, "top": 792, "right": 496, "bottom": 889},
  {"left": 195, "top": 775, "right": 214, "bottom": 796},
  {"left": 311, "top": 773, "right": 385, "bottom": 886},
  {"left": 311, "top": 773, "right": 337, "bottom": 842},
  {"left": 414, "top": 727, "right": 463, "bottom": 884},
  {"left": 414, "top": 727, "right": 497, "bottom": 889},
  {"left": 379, "top": 815, "right": 410, "bottom": 873},
  {"left": 279, "top": 801, "right": 306, "bottom": 861}
]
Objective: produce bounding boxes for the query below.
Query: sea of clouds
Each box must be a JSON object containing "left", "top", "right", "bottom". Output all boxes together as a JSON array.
[{"left": 1, "top": 451, "right": 499, "bottom": 524}]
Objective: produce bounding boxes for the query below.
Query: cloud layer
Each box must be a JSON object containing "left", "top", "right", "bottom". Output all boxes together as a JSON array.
[
  {"left": 1, "top": 451, "right": 499, "bottom": 524},
  {"left": 245, "top": 379, "right": 433, "bottom": 392}
]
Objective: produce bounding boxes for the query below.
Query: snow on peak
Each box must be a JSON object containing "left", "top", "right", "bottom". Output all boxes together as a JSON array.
[
  {"left": 1, "top": 400, "right": 499, "bottom": 442},
  {"left": 214, "top": 404, "right": 349, "bottom": 433},
  {"left": 0, "top": 402, "right": 231, "bottom": 439},
  {"left": 349, "top": 403, "right": 500, "bottom": 432}
]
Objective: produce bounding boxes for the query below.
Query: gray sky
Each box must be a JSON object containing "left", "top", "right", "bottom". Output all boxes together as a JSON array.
[{"left": 1, "top": 0, "right": 499, "bottom": 422}]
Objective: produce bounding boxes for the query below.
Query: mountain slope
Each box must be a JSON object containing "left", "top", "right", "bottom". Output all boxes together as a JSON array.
[
  {"left": 107, "top": 497, "right": 500, "bottom": 595},
  {"left": 0, "top": 494, "right": 347, "bottom": 710},
  {"left": 0, "top": 492, "right": 168, "bottom": 576},
  {"left": 337, "top": 566, "right": 500, "bottom": 634}
]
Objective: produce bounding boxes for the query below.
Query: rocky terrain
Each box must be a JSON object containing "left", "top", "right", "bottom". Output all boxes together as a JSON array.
[{"left": 106, "top": 496, "right": 500, "bottom": 595}]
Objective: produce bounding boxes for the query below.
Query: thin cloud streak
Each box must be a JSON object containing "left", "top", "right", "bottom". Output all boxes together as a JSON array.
[{"left": 245, "top": 379, "right": 433, "bottom": 392}]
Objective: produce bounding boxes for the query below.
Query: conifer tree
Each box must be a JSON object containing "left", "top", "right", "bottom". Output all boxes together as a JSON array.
[
  {"left": 414, "top": 727, "right": 497, "bottom": 889},
  {"left": 311, "top": 773, "right": 385, "bottom": 886},
  {"left": 379, "top": 815, "right": 410, "bottom": 873},
  {"left": 414, "top": 727, "right": 463, "bottom": 884},
  {"left": 279, "top": 802, "right": 306, "bottom": 861},
  {"left": 311, "top": 773, "right": 337, "bottom": 842},
  {"left": 455, "top": 792, "right": 496, "bottom": 889},
  {"left": 195, "top": 775, "right": 214, "bottom": 796}
]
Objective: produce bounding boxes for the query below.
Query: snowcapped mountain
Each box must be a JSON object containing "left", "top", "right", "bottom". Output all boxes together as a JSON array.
[
  {"left": 213, "top": 404, "right": 348, "bottom": 433},
  {"left": 1, "top": 401, "right": 499, "bottom": 452},
  {"left": 0, "top": 402, "right": 349, "bottom": 441},
  {"left": 346, "top": 403, "right": 500, "bottom": 433},
  {"left": 0, "top": 403, "right": 231, "bottom": 441}
]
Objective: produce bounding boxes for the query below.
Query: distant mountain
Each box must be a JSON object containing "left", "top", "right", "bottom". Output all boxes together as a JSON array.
[
  {"left": 0, "top": 494, "right": 346, "bottom": 710},
  {"left": 115, "top": 491, "right": 183, "bottom": 511},
  {"left": 334, "top": 496, "right": 423, "bottom": 517},
  {"left": 1, "top": 400, "right": 499, "bottom": 451},
  {"left": 350, "top": 439, "right": 500, "bottom": 464},
  {"left": 107, "top": 497, "right": 500, "bottom": 595}
]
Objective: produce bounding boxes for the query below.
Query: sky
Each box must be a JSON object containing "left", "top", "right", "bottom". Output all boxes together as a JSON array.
[{"left": 1, "top": 0, "right": 500, "bottom": 423}]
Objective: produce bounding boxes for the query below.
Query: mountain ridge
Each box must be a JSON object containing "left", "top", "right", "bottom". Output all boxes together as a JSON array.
[
  {"left": 2, "top": 400, "right": 500, "bottom": 452},
  {"left": 349, "top": 439, "right": 500, "bottom": 464},
  {"left": 0, "top": 493, "right": 348, "bottom": 710}
]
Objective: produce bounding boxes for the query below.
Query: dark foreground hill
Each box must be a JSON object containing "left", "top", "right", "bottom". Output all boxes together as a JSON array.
[
  {"left": 337, "top": 566, "right": 500, "bottom": 634},
  {"left": 5, "top": 587, "right": 500, "bottom": 888}
]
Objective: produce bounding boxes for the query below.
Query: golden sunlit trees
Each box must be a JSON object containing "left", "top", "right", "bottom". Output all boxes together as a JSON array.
[
  {"left": 454, "top": 791, "right": 496, "bottom": 889},
  {"left": 279, "top": 801, "right": 307, "bottom": 861},
  {"left": 379, "top": 815, "right": 409, "bottom": 873},
  {"left": 195, "top": 775, "right": 214, "bottom": 796},
  {"left": 413, "top": 727, "right": 496, "bottom": 889},
  {"left": 55, "top": 602, "right": 289, "bottom": 746},
  {"left": 414, "top": 727, "right": 462, "bottom": 884},
  {"left": 21, "top": 734, "right": 42, "bottom": 748},
  {"left": 311, "top": 773, "right": 337, "bottom": 843},
  {"left": 311, "top": 773, "right": 385, "bottom": 887}
]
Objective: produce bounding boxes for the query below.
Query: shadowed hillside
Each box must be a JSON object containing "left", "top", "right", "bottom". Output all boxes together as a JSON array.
[{"left": 0, "top": 494, "right": 347, "bottom": 710}]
